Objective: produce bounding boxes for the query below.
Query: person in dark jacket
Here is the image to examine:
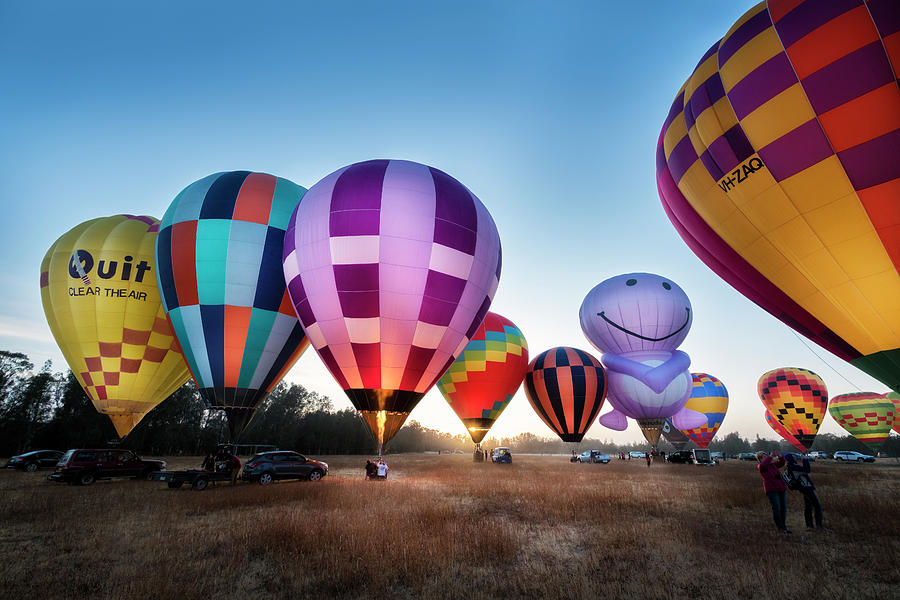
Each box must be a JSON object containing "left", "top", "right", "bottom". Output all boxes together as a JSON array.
[
  {"left": 785, "top": 453, "right": 823, "bottom": 529},
  {"left": 365, "top": 459, "right": 376, "bottom": 480},
  {"left": 757, "top": 451, "right": 791, "bottom": 534},
  {"left": 201, "top": 453, "right": 215, "bottom": 472}
]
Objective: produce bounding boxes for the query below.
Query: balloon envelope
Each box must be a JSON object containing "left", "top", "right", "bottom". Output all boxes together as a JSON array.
[
  {"left": 156, "top": 171, "right": 310, "bottom": 437},
  {"left": 662, "top": 418, "right": 692, "bottom": 450},
  {"left": 657, "top": 0, "right": 900, "bottom": 394},
  {"left": 41, "top": 215, "right": 191, "bottom": 436},
  {"left": 523, "top": 347, "right": 606, "bottom": 443},
  {"left": 828, "top": 392, "right": 896, "bottom": 452},
  {"left": 282, "top": 159, "right": 502, "bottom": 449},
  {"left": 437, "top": 312, "right": 528, "bottom": 444},
  {"left": 765, "top": 411, "right": 805, "bottom": 453},
  {"left": 888, "top": 392, "right": 900, "bottom": 435},
  {"left": 758, "top": 367, "right": 828, "bottom": 450},
  {"left": 678, "top": 373, "right": 728, "bottom": 449}
]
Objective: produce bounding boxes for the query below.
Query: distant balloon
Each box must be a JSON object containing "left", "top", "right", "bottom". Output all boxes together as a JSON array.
[
  {"left": 758, "top": 368, "right": 828, "bottom": 450},
  {"left": 579, "top": 272, "right": 705, "bottom": 445},
  {"left": 156, "top": 171, "right": 310, "bottom": 438},
  {"left": 658, "top": 0, "right": 900, "bottom": 394},
  {"left": 523, "top": 347, "right": 606, "bottom": 443},
  {"left": 41, "top": 215, "right": 191, "bottom": 437},
  {"left": 765, "top": 411, "right": 805, "bottom": 453},
  {"left": 661, "top": 418, "right": 692, "bottom": 451},
  {"left": 437, "top": 312, "right": 528, "bottom": 444},
  {"left": 282, "top": 159, "right": 502, "bottom": 451},
  {"left": 678, "top": 373, "right": 728, "bottom": 449},
  {"left": 888, "top": 392, "right": 900, "bottom": 435},
  {"left": 828, "top": 392, "right": 896, "bottom": 453}
]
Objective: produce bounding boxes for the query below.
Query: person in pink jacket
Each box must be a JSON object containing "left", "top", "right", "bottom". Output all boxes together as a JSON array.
[{"left": 757, "top": 451, "right": 791, "bottom": 534}]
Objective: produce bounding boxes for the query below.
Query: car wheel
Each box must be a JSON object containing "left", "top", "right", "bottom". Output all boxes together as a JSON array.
[
  {"left": 25, "top": 462, "right": 38, "bottom": 473},
  {"left": 79, "top": 472, "right": 96, "bottom": 486},
  {"left": 308, "top": 470, "right": 323, "bottom": 482},
  {"left": 142, "top": 469, "right": 155, "bottom": 481},
  {"left": 857, "top": 458, "right": 863, "bottom": 463},
  {"left": 258, "top": 472, "right": 274, "bottom": 486},
  {"left": 192, "top": 477, "right": 209, "bottom": 491}
]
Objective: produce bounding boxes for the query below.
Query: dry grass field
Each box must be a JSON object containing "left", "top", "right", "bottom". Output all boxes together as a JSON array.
[{"left": 1, "top": 454, "right": 898, "bottom": 600}]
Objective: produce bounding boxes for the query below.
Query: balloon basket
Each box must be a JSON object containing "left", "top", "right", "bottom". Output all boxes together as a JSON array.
[{"left": 637, "top": 418, "right": 664, "bottom": 448}]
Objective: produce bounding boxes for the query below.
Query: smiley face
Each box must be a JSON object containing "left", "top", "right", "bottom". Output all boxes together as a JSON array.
[{"left": 579, "top": 273, "right": 692, "bottom": 354}]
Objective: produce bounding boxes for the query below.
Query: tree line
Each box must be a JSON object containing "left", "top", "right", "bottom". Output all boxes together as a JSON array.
[{"left": 1, "top": 349, "right": 898, "bottom": 458}]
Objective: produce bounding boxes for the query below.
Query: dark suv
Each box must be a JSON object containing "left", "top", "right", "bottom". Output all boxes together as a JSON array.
[
  {"left": 666, "top": 450, "right": 694, "bottom": 464},
  {"left": 50, "top": 449, "right": 166, "bottom": 485},
  {"left": 241, "top": 451, "right": 328, "bottom": 485}
]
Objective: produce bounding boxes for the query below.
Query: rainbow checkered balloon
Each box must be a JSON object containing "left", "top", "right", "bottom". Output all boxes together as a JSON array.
[
  {"left": 758, "top": 367, "right": 828, "bottom": 450},
  {"left": 678, "top": 373, "right": 728, "bottom": 449},
  {"left": 828, "top": 392, "right": 896, "bottom": 452}
]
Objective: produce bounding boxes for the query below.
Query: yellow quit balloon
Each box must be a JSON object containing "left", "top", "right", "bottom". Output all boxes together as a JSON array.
[{"left": 40, "top": 215, "right": 190, "bottom": 436}]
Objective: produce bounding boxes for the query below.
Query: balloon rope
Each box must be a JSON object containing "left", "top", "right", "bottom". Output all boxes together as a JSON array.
[{"left": 790, "top": 330, "right": 862, "bottom": 391}]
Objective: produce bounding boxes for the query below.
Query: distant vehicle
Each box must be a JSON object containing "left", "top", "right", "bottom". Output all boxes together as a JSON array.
[
  {"left": 692, "top": 449, "right": 714, "bottom": 465},
  {"left": 709, "top": 452, "right": 724, "bottom": 460},
  {"left": 5, "top": 450, "right": 63, "bottom": 472},
  {"left": 738, "top": 452, "right": 757, "bottom": 461},
  {"left": 50, "top": 449, "right": 165, "bottom": 485},
  {"left": 492, "top": 447, "right": 512, "bottom": 463},
  {"left": 808, "top": 451, "right": 832, "bottom": 460},
  {"left": 833, "top": 451, "right": 875, "bottom": 463},
  {"left": 572, "top": 451, "right": 610, "bottom": 464},
  {"left": 628, "top": 451, "right": 646, "bottom": 459},
  {"left": 666, "top": 450, "right": 694, "bottom": 464},
  {"left": 240, "top": 451, "right": 328, "bottom": 484}
]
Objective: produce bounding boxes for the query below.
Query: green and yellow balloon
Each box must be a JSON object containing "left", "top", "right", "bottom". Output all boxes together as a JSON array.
[{"left": 828, "top": 393, "right": 896, "bottom": 452}]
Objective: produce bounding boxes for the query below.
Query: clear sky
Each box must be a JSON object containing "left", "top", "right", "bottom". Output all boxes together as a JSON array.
[{"left": 0, "top": 1, "right": 891, "bottom": 444}]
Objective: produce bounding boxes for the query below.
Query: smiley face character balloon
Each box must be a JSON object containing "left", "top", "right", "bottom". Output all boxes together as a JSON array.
[{"left": 579, "top": 273, "right": 705, "bottom": 444}]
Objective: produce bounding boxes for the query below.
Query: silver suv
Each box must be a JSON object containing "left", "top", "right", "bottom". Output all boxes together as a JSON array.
[{"left": 833, "top": 450, "right": 875, "bottom": 463}]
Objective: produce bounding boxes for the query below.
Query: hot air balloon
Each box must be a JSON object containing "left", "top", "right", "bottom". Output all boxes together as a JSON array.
[
  {"left": 828, "top": 392, "right": 896, "bottom": 452},
  {"left": 282, "top": 159, "right": 502, "bottom": 453},
  {"left": 661, "top": 418, "right": 693, "bottom": 450},
  {"left": 888, "top": 392, "right": 900, "bottom": 434},
  {"left": 40, "top": 215, "right": 191, "bottom": 437},
  {"left": 579, "top": 273, "right": 706, "bottom": 446},
  {"left": 523, "top": 347, "right": 606, "bottom": 443},
  {"left": 765, "top": 410, "right": 805, "bottom": 453},
  {"left": 758, "top": 367, "right": 828, "bottom": 450},
  {"left": 155, "top": 171, "right": 310, "bottom": 438},
  {"left": 658, "top": 0, "right": 900, "bottom": 395},
  {"left": 436, "top": 312, "right": 528, "bottom": 445},
  {"left": 678, "top": 373, "right": 729, "bottom": 449}
]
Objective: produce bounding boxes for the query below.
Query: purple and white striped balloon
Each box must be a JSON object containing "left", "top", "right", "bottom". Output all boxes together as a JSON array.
[{"left": 282, "top": 159, "right": 501, "bottom": 415}]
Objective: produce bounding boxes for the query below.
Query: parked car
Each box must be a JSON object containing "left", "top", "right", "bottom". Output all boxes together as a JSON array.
[
  {"left": 572, "top": 450, "right": 611, "bottom": 464},
  {"left": 833, "top": 450, "right": 875, "bottom": 463},
  {"left": 5, "top": 450, "right": 64, "bottom": 472},
  {"left": 240, "top": 451, "right": 328, "bottom": 484},
  {"left": 491, "top": 447, "right": 512, "bottom": 463},
  {"left": 666, "top": 450, "right": 694, "bottom": 464},
  {"left": 628, "top": 451, "right": 646, "bottom": 459},
  {"left": 808, "top": 451, "right": 832, "bottom": 460},
  {"left": 50, "top": 449, "right": 166, "bottom": 485},
  {"left": 738, "top": 452, "right": 757, "bottom": 461},
  {"left": 709, "top": 452, "right": 724, "bottom": 460}
]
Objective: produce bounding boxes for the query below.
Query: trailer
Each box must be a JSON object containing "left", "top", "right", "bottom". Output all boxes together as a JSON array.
[{"left": 150, "top": 469, "right": 233, "bottom": 490}]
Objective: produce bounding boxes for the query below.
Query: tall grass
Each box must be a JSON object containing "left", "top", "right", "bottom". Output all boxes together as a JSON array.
[{"left": 1, "top": 455, "right": 897, "bottom": 599}]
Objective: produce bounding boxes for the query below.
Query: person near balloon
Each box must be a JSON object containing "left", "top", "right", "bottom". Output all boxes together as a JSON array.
[
  {"left": 227, "top": 452, "right": 242, "bottom": 486},
  {"left": 364, "top": 459, "right": 376, "bottom": 480},
  {"left": 645, "top": 453, "right": 651, "bottom": 468},
  {"left": 201, "top": 453, "right": 215, "bottom": 472},
  {"left": 756, "top": 451, "right": 790, "bottom": 534},
  {"left": 376, "top": 458, "right": 389, "bottom": 480},
  {"left": 785, "top": 454, "right": 823, "bottom": 530}
]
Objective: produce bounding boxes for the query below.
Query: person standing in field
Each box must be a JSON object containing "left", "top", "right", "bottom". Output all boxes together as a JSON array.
[
  {"left": 365, "top": 459, "right": 376, "bottom": 480},
  {"left": 645, "top": 453, "right": 651, "bottom": 468},
  {"left": 785, "top": 453, "right": 823, "bottom": 529},
  {"left": 757, "top": 451, "right": 791, "bottom": 534},
  {"left": 227, "top": 452, "right": 241, "bottom": 486},
  {"left": 376, "top": 458, "right": 389, "bottom": 480}
]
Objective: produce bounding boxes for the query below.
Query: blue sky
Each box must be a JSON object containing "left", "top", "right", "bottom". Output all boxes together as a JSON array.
[{"left": 0, "top": 1, "right": 889, "bottom": 443}]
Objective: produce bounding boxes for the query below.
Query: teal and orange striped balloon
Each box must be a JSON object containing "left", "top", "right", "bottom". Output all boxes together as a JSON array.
[
  {"left": 677, "top": 373, "right": 728, "bottom": 449},
  {"left": 828, "top": 392, "right": 896, "bottom": 452},
  {"left": 658, "top": 0, "right": 900, "bottom": 395}
]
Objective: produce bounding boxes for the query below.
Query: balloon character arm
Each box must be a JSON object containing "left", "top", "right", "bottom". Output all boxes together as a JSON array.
[
  {"left": 598, "top": 408, "right": 628, "bottom": 431},
  {"left": 603, "top": 350, "right": 691, "bottom": 393}
]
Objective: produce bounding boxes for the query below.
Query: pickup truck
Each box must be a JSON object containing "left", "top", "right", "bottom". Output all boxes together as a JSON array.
[{"left": 50, "top": 449, "right": 166, "bottom": 485}]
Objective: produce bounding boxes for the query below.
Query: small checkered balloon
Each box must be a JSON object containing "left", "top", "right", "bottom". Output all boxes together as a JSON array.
[
  {"left": 758, "top": 367, "right": 828, "bottom": 450},
  {"left": 677, "top": 373, "right": 728, "bottom": 449},
  {"left": 41, "top": 215, "right": 191, "bottom": 437},
  {"left": 282, "top": 159, "right": 501, "bottom": 439},
  {"left": 437, "top": 311, "right": 528, "bottom": 444},
  {"left": 828, "top": 392, "right": 895, "bottom": 452}
]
